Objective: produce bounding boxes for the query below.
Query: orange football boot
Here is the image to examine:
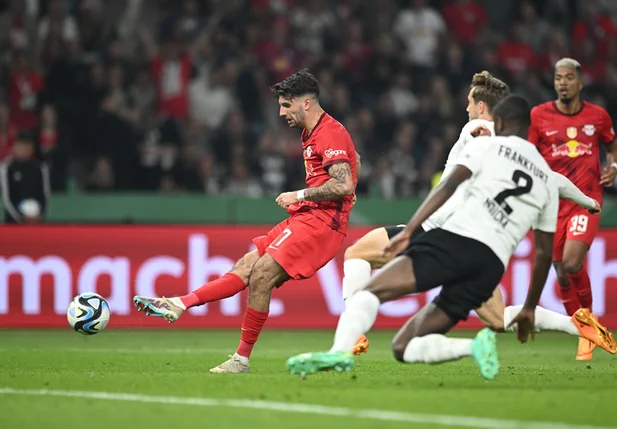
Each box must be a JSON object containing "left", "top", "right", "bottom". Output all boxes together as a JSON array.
[
  {"left": 571, "top": 308, "right": 617, "bottom": 360},
  {"left": 575, "top": 338, "right": 595, "bottom": 361},
  {"left": 352, "top": 334, "right": 369, "bottom": 356}
]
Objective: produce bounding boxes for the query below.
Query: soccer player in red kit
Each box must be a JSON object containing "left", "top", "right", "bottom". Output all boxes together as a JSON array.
[
  {"left": 528, "top": 58, "right": 617, "bottom": 360},
  {"left": 133, "top": 69, "right": 359, "bottom": 373}
]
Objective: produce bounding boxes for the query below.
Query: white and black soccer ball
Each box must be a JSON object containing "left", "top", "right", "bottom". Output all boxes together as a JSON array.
[{"left": 67, "top": 293, "right": 110, "bottom": 335}]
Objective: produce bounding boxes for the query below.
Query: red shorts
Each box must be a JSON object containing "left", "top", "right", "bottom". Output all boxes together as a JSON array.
[
  {"left": 252, "top": 212, "right": 345, "bottom": 280},
  {"left": 552, "top": 207, "right": 600, "bottom": 261}
]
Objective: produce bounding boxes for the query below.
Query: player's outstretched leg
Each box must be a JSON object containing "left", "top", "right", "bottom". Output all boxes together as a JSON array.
[
  {"left": 288, "top": 256, "right": 418, "bottom": 377},
  {"left": 503, "top": 304, "right": 578, "bottom": 335},
  {"left": 210, "top": 253, "right": 289, "bottom": 373},
  {"left": 343, "top": 226, "right": 400, "bottom": 356},
  {"left": 133, "top": 251, "right": 259, "bottom": 323},
  {"left": 502, "top": 305, "right": 616, "bottom": 359},
  {"left": 475, "top": 283, "right": 617, "bottom": 356},
  {"left": 477, "top": 287, "right": 590, "bottom": 338}
]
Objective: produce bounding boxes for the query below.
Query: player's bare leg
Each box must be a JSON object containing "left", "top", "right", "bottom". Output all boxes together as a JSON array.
[
  {"left": 343, "top": 226, "right": 396, "bottom": 355},
  {"left": 210, "top": 253, "right": 289, "bottom": 373},
  {"left": 475, "top": 287, "right": 507, "bottom": 331},
  {"left": 133, "top": 250, "right": 259, "bottom": 322},
  {"left": 563, "top": 240, "right": 596, "bottom": 360}
]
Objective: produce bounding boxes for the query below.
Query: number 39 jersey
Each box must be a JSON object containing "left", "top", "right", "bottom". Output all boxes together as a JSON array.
[{"left": 441, "top": 135, "right": 559, "bottom": 268}]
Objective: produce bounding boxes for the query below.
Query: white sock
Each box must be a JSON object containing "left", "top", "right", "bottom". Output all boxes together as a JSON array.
[
  {"left": 330, "top": 290, "right": 380, "bottom": 352},
  {"left": 342, "top": 259, "right": 372, "bottom": 302},
  {"left": 169, "top": 297, "right": 186, "bottom": 310},
  {"left": 504, "top": 305, "right": 579, "bottom": 336},
  {"left": 403, "top": 334, "right": 473, "bottom": 363},
  {"left": 233, "top": 352, "right": 249, "bottom": 365}
]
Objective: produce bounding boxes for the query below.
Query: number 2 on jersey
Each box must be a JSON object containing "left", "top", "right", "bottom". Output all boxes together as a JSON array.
[{"left": 493, "top": 170, "right": 534, "bottom": 215}]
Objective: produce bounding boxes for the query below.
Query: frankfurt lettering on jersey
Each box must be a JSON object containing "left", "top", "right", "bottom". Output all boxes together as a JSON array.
[
  {"left": 497, "top": 145, "right": 549, "bottom": 184},
  {"left": 443, "top": 135, "right": 558, "bottom": 267}
]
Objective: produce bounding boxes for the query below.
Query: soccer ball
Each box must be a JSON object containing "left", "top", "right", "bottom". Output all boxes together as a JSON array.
[
  {"left": 18, "top": 199, "right": 40, "bottom": 217},
  {"left": 67, "top": 293, "right": 110, "bottom": 335}
]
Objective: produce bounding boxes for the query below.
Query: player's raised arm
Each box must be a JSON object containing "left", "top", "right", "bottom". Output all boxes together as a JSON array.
[{"left": 552, "top": 172, "right": 601, "bottom": 214}]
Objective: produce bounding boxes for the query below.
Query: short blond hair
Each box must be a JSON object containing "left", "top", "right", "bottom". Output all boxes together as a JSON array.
[
  {"left": 555, "top": 58, "right": 582, "bottom": 77},
  {"left": 470, "top": 71, "right": 510, "bottom": 113}
]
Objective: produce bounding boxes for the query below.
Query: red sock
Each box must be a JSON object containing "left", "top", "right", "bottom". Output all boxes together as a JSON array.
[
  {"left": 179, "top": 273, "right": 247, "bottom": 308},
  {"left": 236, "top": 306, "right": 269, "bottom": 359},
  {"left": 559, "top": 284, "right": 580, "bottom": 316},
  {"left": 568, "top": 266, "right": 592, "bottom": 310}
]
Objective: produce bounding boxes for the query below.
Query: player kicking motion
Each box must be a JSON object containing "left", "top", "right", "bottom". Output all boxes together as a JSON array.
[
  {"left": 287, "top": 95, "right": 616, "bottom": 380},
  {"left": 345, "top": 71, "right": 602, "bottom": 357},
  {"left": 529, "top": 58, "right": 617, "bottom": 360},
  {"left": 133, "top": 69, "right": 359, "bottom": 373}
]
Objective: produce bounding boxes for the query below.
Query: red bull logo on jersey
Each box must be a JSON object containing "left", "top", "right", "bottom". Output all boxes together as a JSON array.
[
  {"left": 583, "top": 124, "right": 596, "bottom": 136},
  {"left": 551, "top": 140, "right": 593, "bottom": 158}
]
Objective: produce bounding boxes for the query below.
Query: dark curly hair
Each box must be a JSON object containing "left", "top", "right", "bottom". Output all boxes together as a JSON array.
[{"left": 270, "top": 69, "right": 320, "bottom": 99}]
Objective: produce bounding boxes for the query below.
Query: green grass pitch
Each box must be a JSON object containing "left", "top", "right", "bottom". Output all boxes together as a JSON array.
[{"left": 1, "top": 329, "right": 617, "bottom": 429}]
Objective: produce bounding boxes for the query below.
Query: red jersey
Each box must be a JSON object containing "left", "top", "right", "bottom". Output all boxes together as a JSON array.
[
  {"left": 7, "top": 70, "right": 44, "bottom": 130},
  {"left": 528, "top": 101, "right": 615, "bottom": 217},
  {"left": 151, "top": 55, "right": 191, "bottom": 119},
  {"left": 288, "top": 113, "right": 357, "bottom": 234}
]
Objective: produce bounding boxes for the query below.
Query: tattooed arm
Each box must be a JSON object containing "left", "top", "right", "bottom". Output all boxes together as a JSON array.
[
  {"left": 303, "top": 162, "right": 354, "bottom": 201},
  {"left": 275, "top": 161, "right": 355, "bottom": 209}
]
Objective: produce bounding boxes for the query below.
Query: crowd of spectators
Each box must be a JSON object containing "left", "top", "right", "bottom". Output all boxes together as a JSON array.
[{"left": 1, "top": 0, "right": 616, "bottom": 199}]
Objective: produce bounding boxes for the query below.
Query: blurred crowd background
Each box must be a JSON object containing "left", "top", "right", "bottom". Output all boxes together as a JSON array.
[{"left": 1, "top": 0, "right": 617, "bottom": 199}]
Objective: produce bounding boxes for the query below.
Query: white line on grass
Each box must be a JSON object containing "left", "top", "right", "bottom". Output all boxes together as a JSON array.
[
  {"left": 0, "top": 387, "right": 614, "bottom": 429},
  {"left": 0, "top": 347, "right": 235, "bottom": 354}
]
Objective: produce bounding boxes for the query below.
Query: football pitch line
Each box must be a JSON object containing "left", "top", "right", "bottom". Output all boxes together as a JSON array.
[
  {"left": 0, "top": 346, "right": 301, "bottom": 355},
  {"left": 1, "top": 387, "right": 615, "bottom": 429}
]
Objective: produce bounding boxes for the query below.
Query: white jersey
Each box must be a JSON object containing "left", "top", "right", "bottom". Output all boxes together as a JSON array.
[
  {"left": 422, "top": 119, "right": 495, "bottom": 231},
  {"left": 440, "top": 135, "right": 559, "bottom": 268}
]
